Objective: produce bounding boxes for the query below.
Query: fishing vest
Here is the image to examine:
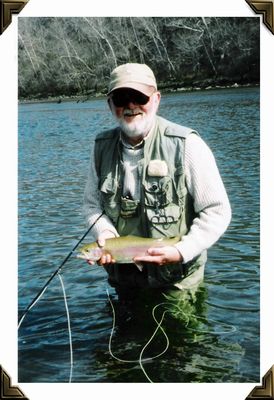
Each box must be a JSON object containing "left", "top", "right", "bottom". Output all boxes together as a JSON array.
[{"left": 94, "top": 116, "right": 207, "bottom": 288}]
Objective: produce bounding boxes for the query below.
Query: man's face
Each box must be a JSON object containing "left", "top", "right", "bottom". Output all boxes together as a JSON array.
[{"left": 108, "top": 88, "right": 161, "bottom": 141}]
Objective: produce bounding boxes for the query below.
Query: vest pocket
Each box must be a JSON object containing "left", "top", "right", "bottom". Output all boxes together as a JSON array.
[
  {"left": 120, "top": 196, "right": 140, "bottom": 218},
  {"left": 146, "top": 205, "right": 181, "bottom": 222},
  {"left": 144, "top": 174, "right": 183, "bottom": 237},
  {"left": 99, "top": 176, "right": 120, "bottom": 221},
  {"left": 143, "top": 176, "right": 173, "bottom": 208},
  {"left": 146, "top": 205, "right": 182, "bottom": 237}
]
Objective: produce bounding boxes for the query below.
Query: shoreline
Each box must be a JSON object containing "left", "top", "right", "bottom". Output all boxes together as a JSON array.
[{"left": 18, "top": 82, "right": 259, "bottom": 105}]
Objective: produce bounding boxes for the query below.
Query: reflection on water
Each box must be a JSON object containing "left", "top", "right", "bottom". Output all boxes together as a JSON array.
[{"left": 18, "top": 87, "right": 259, "bottom": 382}]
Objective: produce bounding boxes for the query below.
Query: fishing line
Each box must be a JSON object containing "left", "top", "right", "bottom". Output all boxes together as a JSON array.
[
  {"left": 58, "top": 273, "right": 73, "bottom": 383},
  {"left": 157, "top": 301, "right": 236, "bottom": 335},
  {"left": 18, "top": 211, "right": 105, "bottom": 328},
  {"left": 106, "top": 289, "right": 170, "bottom": 383},
  {"left": 18, "top": 210, "right": 239, "bottom": 382},
  {"left": 138, "top": 304, "right": 170, "bottom": 383},
  {"left": 18, "top": 212, "right": 105, "bottom": 383},
  {"left": 107, "top": 290, "right": 237, "bottom": 383},
  {"left": 184, "top": 316, "right": 237, "bottom": 335},
  {"left": 18, "top": 286, "right": 48, "bottom": 329}
]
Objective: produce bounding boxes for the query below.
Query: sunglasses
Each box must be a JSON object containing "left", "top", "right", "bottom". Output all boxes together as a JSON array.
[{"left": 110, "top": 89, "right": 150, "bottom": 108}]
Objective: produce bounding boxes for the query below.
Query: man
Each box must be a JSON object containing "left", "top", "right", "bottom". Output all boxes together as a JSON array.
[{"left": 83, "top": 63, "right": 231, "bottom": 291}]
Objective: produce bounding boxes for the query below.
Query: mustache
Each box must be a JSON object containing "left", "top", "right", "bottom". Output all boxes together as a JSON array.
[{"left": 123, "top": 108, "right": 143, "bottom": 117}]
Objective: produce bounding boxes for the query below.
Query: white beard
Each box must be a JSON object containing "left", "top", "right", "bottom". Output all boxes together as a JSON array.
[{"left": 116, "top": 107, "right": 156, "bottom": 139}]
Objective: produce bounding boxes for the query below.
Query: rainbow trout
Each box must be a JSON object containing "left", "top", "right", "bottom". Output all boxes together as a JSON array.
[{"left": 76, "top": 235, "right": 180, "bottom": 264}]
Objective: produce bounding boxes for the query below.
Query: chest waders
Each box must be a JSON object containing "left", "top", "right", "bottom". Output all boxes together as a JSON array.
[{"left": 94, "top": 116, "right": 207, "bottom": 289}]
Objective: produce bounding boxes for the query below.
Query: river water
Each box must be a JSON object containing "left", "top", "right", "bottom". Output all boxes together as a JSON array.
[{"left": 18, "top": 87, "right": 260, "bottom": 383}]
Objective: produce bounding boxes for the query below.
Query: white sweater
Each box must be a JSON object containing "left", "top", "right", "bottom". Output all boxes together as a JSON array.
[{"left": 83, "top": 132, "right": 231, "bottom": 264}]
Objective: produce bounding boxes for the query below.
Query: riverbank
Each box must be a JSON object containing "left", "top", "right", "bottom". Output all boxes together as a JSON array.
[{"left": 18, "top": 81, "right": 259, "bottom": 105}]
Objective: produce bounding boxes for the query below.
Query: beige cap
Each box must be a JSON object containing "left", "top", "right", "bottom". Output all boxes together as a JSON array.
[{"left": 108, "top": 63, "right": 157, "bottom": 96}]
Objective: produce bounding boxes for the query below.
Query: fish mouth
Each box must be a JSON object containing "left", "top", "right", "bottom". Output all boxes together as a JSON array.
[{"left": 75, "top": 253, "right": 88, "bottom": 260}]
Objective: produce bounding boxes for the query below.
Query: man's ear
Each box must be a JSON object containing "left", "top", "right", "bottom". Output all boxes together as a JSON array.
[
  {"left": 155, "top": 91, "right": 161, "bottom": 103},
  {"left": 154, "top": 91, "right": 161, "bottom": 112}
]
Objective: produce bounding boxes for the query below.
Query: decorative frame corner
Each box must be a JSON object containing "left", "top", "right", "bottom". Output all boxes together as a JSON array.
[
  {"left": 0, "top": 365, "right": 29, "bottom": 399},
  {"left": 0, "top": 0, "right": 28, "bottom": 35},
  {"left": 246, "top": 0, "right": 274, "bottom": 34},
  {"left": 245, "top": 365, "right": 274, "bottom": 399}
]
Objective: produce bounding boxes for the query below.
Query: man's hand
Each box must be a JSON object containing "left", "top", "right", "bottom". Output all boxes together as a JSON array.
[
  {"left": 133, "top": 246, "right": 183, "bottom": 266},
  {"left": 87, "top": 230, "right": 117, "bottom": 266}
]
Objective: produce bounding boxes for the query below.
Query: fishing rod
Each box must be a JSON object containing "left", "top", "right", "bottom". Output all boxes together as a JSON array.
[{"left": 18, "top": 211, "right": 105, "bottom": 328}]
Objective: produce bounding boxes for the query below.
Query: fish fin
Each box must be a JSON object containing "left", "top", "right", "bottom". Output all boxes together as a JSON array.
[{"left": 134, "top": 262, "right": 143, "bottom": 272}]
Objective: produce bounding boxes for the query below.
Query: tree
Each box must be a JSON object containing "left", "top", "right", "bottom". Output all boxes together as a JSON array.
[{"left": 18, "top": 17, "right": 260, "bottom": 99}]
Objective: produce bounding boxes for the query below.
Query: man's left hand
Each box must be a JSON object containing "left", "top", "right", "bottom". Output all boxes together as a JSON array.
[{"left": 133, "top": 246, "right": 183, "bottom": 266}]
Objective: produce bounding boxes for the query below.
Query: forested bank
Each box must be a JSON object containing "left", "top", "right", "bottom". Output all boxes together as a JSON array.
[{"left": 18, "top": 17, "right": 260, "bottom": 101}]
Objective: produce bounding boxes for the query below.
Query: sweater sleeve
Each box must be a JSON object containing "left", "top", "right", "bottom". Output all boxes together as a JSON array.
[
  {"left": 174, "top": 134, "right": 231, "bottom": 263},
  {"left": 83, "top": 139, "right": 119, "bottom": 238}
]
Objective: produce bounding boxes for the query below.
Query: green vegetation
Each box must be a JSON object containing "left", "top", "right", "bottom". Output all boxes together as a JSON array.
[{"left": 18, "top": 17, "right": 260, "bottom": 101}]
